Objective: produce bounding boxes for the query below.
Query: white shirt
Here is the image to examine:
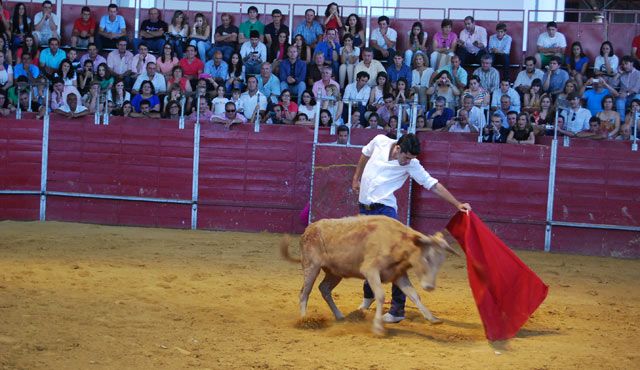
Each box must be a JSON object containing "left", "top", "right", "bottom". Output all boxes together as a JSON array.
[
  {"left": 514, "top": 69, "right": 545, "bottom": 88},
  {"left": 239, "top": 41, "right": 267, "bottom": 63},
  {"left": 33, "top": 12, "right": 60, "bottom": 34},
  {"left": 343, "top": 82, "right": 371, "bottom": 105},
  {"left": 132, "top": 72, "right": 166, "bottom": 93},
  {"left": 536, "top": 32, "right": 567, "bottom": 49},
  {"left": 59, "top": 104, "right": 88, "bottom": 114},
  {"left": 594, "top": 55, "right": 619, "bottom": 74},
  {"left": 458, "top": 106, "right": 486, "bottom": 131},
  {"left": 239, "top": 90, "right": 267, "bottom": 120},
  {"left": 411, "top": 68, "right": 434, "bottom": 88},
  {"left": 490, "top": 87, "right": 521, "bottom": 109},
  {"left": 212, "top": 97, "right": 229, "bottom": 115},
  {"left": 360, "top": 135, "right": 438, "bottom": 210},
  {"left": 370, "top": 28, "right": 397, "bottom": 50},
  {"left": 448, "top": 121, "right": 472, "bottom": 133},
  {"left": 562, "top": 107, "right": 591, "bottom": 134}
]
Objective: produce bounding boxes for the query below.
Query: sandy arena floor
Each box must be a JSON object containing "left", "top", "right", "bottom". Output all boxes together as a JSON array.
[{"left": 0, "top": 220, "right": 638, "bottom": 370}]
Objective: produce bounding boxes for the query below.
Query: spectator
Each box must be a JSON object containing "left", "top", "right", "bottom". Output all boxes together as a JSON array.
[
  {"left": 616, "top": 125, "right": 636, "bottom": 141},
  {"left": 409, "top": 53, "right": 434, "bottom": 107},
  {"left": 370, "top": 16, "right": 396, "bottom": 64},
  {"left": 375, "top": 93, "right": 402, "bottom": 126},
  {"left": 266, "top": 103, "right": 286, "bottom": 124},
  {"left": 71, "top": 6, "right": 96, "bottom": 48},
  {"left": 187, "top": 96, "right": 214, "bottom": 121},
  {"left": 211, "top": 13, "right": 238, "bottom": 63},
  {"left": 238, "top": 6, "right": 265, "bottom": 44},
  {"left": 623, "top": 99, "right": 640, "bottom": 131},
  {"left": 445, "top": 109, "right": 477, "bottom": 133},
  {"left": 225, "top": 52, "right": 245, "bottom": 94},
  {"left": 130, "top": 42, "right": 155, "bottom": 80},
  {"left": 131, "top": 80, "right": 160, "bottom": 113},
  {"left": 348, "top": 109, "right": 361, "bottom": 128},
  {"left": 488, "top": 23, "right": 512, "bottom": 80},
  {"left": 167, "top": 65, "right": 192, "bottom": 93},
  {"left": 435, "top": 54, "right": 467, "bottom": 91},
  {"left": 166, "top": 11, "right": 189, "bottom": 60},
  {"left": 426, "top": 70, "right": 459, "bottom": 110},
  {"left": 108, "top": 79, "right": 130, "bottom": 114},
  {"left": 130, "top": 99, "right": 161, "bottom": 118},
  {"left": 494, "top": 94, "right": 519, "bottom": 127},
  {"left": 386, "top": 53, "right": 411, "bottom": 90},
  {"left": 542, "top": 56, "right": 569, "bottom": 97},
  {"left": 535, "top": 21, "right": 566, "bottom": 69},
  {"left": 531, "top": 93, "right": 555, "bottom": 134},
  {"left": 212, "top": 101, "right": 247, "bottom": 129},
  {"left": 264, "top": 9, "right": 288, "bottom": 48},
  {"left": 97, "top": 4, "right": 127, "bottom": 51},
  {"left": 336, "top": 124, "right": 349, "bottom": 144},
  {"left": 268, "top": 30, "right": 289, "bottom": 76},
  {"left": 368, "top": 71, "right": 391, "bottom": 111},
  {"left": 456, "top": 16, "right": 488, "bottom": 65},
  {"left": 13, "top": 52, "right": 39, "bottom": 82},
  {"left": 343, "top": 13, "right": 364, "bottom": 48},
  {"left": 459, "top": 93, "right": 486, "bottom": 131},
  {"left": 204, "top": 50, "right": 228, "bottom": 90},
  {"left": 211, "top": 85, "right": 228, "bottom": 114},
  {"left": 33, "top": 0, "right": 60, "bottom": 47},
  {"left": 240, "top": 30, "right": 267, "bottom": 76},
  {"left": 324, "top": 3, "right": 342, "bottom": 32},
  {"left": 179, "top": 45, "right": 204, "bottom": 83},
  {"left": 164, "top": 83, "right": 184, "bottom": 107},
  {"left": 39, "top": 37, "right": 66, "bottom": 78},
  {"left": 0, "top": 51, "right": 13, "bottom": 89},
  {"left": 163, "top": 99, "right": 181, "bottom": 119},
  {"left": 616, "top": 56, "right": 640, "bottom": 116},
  {"left": 596, "top": 95, "right": 621, "bottom": 139},
  {"left": 559, "top": 92, "right": 592, "bottom": 137},
  {"left": 294, "top": 9, "right": 323, "bottom": 48},
  {"left": 279, "top": 45, "right": 306, "bottom": 105},
  {"left": 79, "top": 43, "right": 107, "bottom": 73},
  {"left": 310, "top": 65, "right": 338, "bottom": 99},
  {"left": 507, "top": 112, "right": 535, "bottom": 144},
  {"left": 239, "top": 75, "right": 267, "bottom": 122},
  {"left": 566, "top": 41, "right": 589, "bottom": 90},
  {"left": 314, "top": 28, "right": 340, "bottom": 77},
  {"left": 132, "top": 62, "right": 165, "bottom": 95},
  {"left": 523, "top": 78, "right": 542, "bottom": 113},
  {"left": 404, "top": 22, "right": 429, "bottom": 70},
  {"left": 430, "top": 19, "right": 457, "bottom": 70},
  {"left": 339, "top": 34, "right": 360, "bottom": 88},
  {"left": 256, "top": 62, "right": 280, "bottom": 105},
  {"left": 0, "top": 90, "right": 13, "bottom": 117},
  {"left": 15, "top": 34, "right": 39, "bottom": 67},
  {"left": 594, "top": 41, "right": 619, "bottom": 88},
  {"left": 556, "top": 79, "right": 578, "bottom": 104},
  {"left": 632, "top": 34, "right": 640, "bottom": 68},
  {"left": 78, "top": 60, "right": 94, "bottom": 94},
  {"left": 482, "top": 113, "right": 508, "bottom": 143},
  {"left": 575, "top": 116, "right": 607, "bottom": 140},
  {"left": 472, "top": 54, "right": 500, "bottom": 93},
  {"left": 10, "top": 3, "right": 31, "bottom": 52},
  {"left": 52, "top": 92, "right": 89, "bottom": 119},
  {"left": 464, "top": 75, "right": 490, "bottom": 107},
  {"left": 323, "top": 85, "right": 343, "bottom": 125},
  {"left": 581, "top": 77, "right": 618, "bottom": 116},
  {"left": 342, "top": 71, "right": 370, "bottom": 125},
  {"left": 107, "top": 39, "right": 133, "bottom": 88},
  {"left": 293, "top": 34, "right": 311, "bottom": 64},
  {"left": 133, "top": 8, "right": 167, "bottom": 54},
  {"left": 279, "top": 89, "right": 298, "bottom": 121},
  {"left": 66, "top": 48, "right": 79, "bottom": 69},
  {"left": 426, "top": 96, "right": 454, "bottom": 131},
  {"left": 298, "top": 89, "right": 317, "bottom": 121},
  {"left": 187, "top": 79, "right": 208, "bottom": 112},
  {"left": 156, "top": 42, "right": 180, "bottom": 78},
  {"left": 317, "top": 108, "right": 333, "bottom": 127},
  {"left": 394, "top": 77, "right": 415, "bottom": 104},
  {"left": 81, "top": 81, "right": 101, "bottom": 113},
  {"left": 120, "top": 101, "right": 133, "bottom": 117},
  {"left": 189, "top": 13, "right": 211, "bottom": 63},
  {"left": 491, "top": 79, "right": 521, "bottom": 111},
  {"left": 0, "top": 36, "right": 11, "bottom": 66},
  {"left": 96, "top": 63, "right": 113, "bottom": 91}
]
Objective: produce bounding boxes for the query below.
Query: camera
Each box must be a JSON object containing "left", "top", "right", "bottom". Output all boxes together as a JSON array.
[{"left": 592, "top": 78, "right": 599, "bottom": 83}]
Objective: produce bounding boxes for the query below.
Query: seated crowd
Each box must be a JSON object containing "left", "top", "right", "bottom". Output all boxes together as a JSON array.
[{"left": 0, "top": 1, "right": 639, "bottom": 143}]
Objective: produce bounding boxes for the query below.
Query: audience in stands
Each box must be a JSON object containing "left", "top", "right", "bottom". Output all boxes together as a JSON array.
[
  {"left": 96, "top": 4, "right": 127, "bottom": 51},
  {"left": 535, "top": 21, "right": 566, "bottom": 69},
  {"left": 33, "top": 0, "right": 59, "bottom": 47},
  {"left": 488, "top": 23, "right": 512, "bottom": 80},
  {"left": 134, "top": 8, "right": 167, "bottom": 55},
  {"left": 370, "top": 16, "right": 396, "bottom": 64},
  {"left": 238, "top": 6, "right": 264, "bottom": 45},
  {"left": 456, "top": 16, "right": 487, "bottom": 66},
  {"left": 71, "top": 6, "right": 95, "bottom": 48},
  {"left": 294, "top": 9, "right": 323, "bottom": 49}
]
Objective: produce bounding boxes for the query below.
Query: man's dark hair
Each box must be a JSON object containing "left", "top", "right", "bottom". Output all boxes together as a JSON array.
[
  {"left": 356, "top": 71, "right": 370, "bottom": 81},
  {"left": 546, "top": 21, "right": 557, "bottom": 29},
  {"left": 249, "top": 30, "right": 260, "bottom": 39},
  {"left": 337, "top": 125, "right": 349, "bottom": 134},
  {"left": 81, "top": 6, "right": 90, "bottom": 13},
  {"left": 397, "top": 133, "right": 421, "bottom": 155},
  {"left": 550, "top": 55, "right": 562, "bottom": 64},
  {"left": 567, "top": 92, "right": 580, "bottom": 101},
  {"left": 589, "top": 116, "right": 601, "bottom": 124},
  {"left": 42, "top": 0, "right": 52, "bottom": 6},
  {"left": 621, "top": 55, "right": 633, "bottom": 64},
  {"left": 481, "top": 53, "right": 492, "bottom": 62},
  {"left": 441, "top": 19, "right": 453, "bottom": 28},
  {"left": 507, "top": 110, "right": 518, "bottom": 116},
  {"left": 140, "top": 99, "right": 151, "bottom": 107},
  {"left": 496, "top": 23, "right": 507, "bottom": 31},
  {"left": 464, "top": 15, "right": 475, "bottom": 23},
  {"left": 378, "top": 16, "right": 389, "bottom": 24},
  {"left": 247, "top": 6, "right": 258, "bottom": 14},
  {"left": 108, "top": 3, "right": 118, "bottom": 10},
  {"left": 524, "top": 56, "right": 536, "bottom": 65},
  {"left": 383, "top": 93, "right": 394, "bottom": 101},
  {"left": 271, "top": 9, "right": 282, "bottom": 16}
]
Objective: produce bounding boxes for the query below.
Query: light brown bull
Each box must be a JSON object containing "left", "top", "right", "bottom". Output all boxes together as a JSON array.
[{"left": 281, "top": 215, "right": 458, "bottom": 334}]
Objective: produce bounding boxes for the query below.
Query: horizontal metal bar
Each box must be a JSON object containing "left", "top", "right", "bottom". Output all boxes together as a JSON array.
[
  {"left": 0, "top": 190, "right": 41, "bottom": 195},
  {"left": 549, "top": 221, "right": 640, "bottom": 232},
  {"left": 315, "top": 143, "right": 365, "bottom": 148},
  {"left": 46, "top": 191, "right": 192, "bottom": 204}
]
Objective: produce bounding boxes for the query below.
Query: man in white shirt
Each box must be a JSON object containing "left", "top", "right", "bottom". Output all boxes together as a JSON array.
[
  {"left": 33, "top": 0, "right": 60, "bottom": 47},
  {"left": 448, "top": 107, "right": 479, "bottom": 133},
  {"left": 351, "top": 134, "right": 471, "bottom": 323},
  {"left": 131, "top": 62, "right": 166, "bottom": 95},
  {"left": 534, "top": 21, "right": 566, "bottom": 69},
  {"left": 238, "top": 75, "right": 267, "bottom": 123},
  {"left": 240, "top": 30, "right": 267, "bottom": 76},
  {"left": 456, "top": 16, "right": 488, "bottom": 65},
  {"left": 370, "top": 16, "right": 397, "bottom": 64},
  {"left": 514, "top": 56, "right": 544, "bottom": 96},
  {"left": 342, "top": 71, "right": 371, "bottom": 126},
  {"left": 52, "top": 93, "right": 89, "bottom": 119},
  {"left": 491, "top": 79, "right": 521, "bottom": 111},
  {"left": 458, "top": 94, "right": 486, "bottom": 131},
  {"left": 559, "top": 92, "right": 592, "bottom": 136}
]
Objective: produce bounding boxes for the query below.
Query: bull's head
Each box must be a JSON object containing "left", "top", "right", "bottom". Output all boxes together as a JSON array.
[{"left": 411, "top": 232, "right": 459, "bottom": 291}]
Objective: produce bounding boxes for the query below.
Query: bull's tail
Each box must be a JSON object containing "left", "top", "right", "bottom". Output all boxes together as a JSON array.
[{"left": 280, "top": 235, "right": 301, "bottom": 263}]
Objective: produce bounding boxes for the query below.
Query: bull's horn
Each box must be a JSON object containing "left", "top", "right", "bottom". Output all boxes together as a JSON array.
[{"left": 444, "top": 244, "right": 460, "bottom": 257}]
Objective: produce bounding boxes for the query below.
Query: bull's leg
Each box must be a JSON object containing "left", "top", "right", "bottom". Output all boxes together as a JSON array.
[
  {"left": 395, "top": 274, "right": 442, "bottom": 324},
  {"left": 299, "top": 264, "right": 321, "bottom": 317},
  {"left": 318, "top": 271, "right": 344, "bottom": 320},
  {"left": 361, "top": 270, "right": 386, "bottom": 334}
]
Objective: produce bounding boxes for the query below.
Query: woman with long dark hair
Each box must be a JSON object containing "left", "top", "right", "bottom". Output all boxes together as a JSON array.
[
  {"left": 11, "top": 3, "right": 31, "bottom": 52},
  {"left": 565, "top": 41, "right": 588, "bottom": 90},
  {"left": 404, "top": 22, "right": 427, "bottom": 68}
]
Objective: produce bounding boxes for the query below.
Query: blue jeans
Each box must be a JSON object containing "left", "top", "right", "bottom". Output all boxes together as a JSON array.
[
  {"left": 280, "top": 81, "right": 306, "bottom": 105},
  {"left": 190, "top": 39, "right": 212, "bottom": 63},
  {"left": 167, "top": 38, "right": 186, "bottom": 59},
  {"left": 210, "top": 45, "right": 235, "bottom": 63},
  {"left": 133, "top": 38, "right": 165, "bottom": 54},
  {"left": 360, "top": 204, "right": 406, "bottom": 317}
]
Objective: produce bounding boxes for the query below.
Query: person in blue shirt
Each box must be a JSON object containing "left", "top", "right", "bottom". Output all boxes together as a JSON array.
[
  {"left": 39, "top": 37, "right": 66, "bottom": 78},
  {"left": 204, "top": 50, "right": 228, "bottom": 90},
  {"left": 13, "top": 53, "right": 39, "bottom": 82},
  {"left": 489, "top": 23, "right": 512, "bottom": 81},
  {"left": 279, "top": 45, "right": 307, "bottom": 105},
  {"left": 566, "top": 41, "right": 589, "bottom": 91},
  {"left": 580, "top": 77, "right": 617, "bottom": 116},
  {"left": 386, "top": 53, "right": 411, "bottom": 89},
  {"left": 294, "top": 9, "right": 324, "bottom": 48},
  {"left": 96, "top": 4, "right": 128, "bottom": 51},
  {"left": 313, "top": 28, "right": 341, "bottom": 79}
]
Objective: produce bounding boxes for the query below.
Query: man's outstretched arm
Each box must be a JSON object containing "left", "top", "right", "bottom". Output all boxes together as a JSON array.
[{"left": 430, "top": 183, "right": 471, "bottom": 213}]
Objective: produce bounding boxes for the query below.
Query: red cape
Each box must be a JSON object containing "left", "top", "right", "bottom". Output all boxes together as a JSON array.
[{"left": 446, "top": 211, "right": 549, "bottom": 341}]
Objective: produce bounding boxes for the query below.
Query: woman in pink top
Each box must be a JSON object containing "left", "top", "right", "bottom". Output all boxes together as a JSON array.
[
  {"left": 156, "top": 42, "right": 180, "bottom": 78},
  {"left": 430, "top": 19, "right": 458, "bottom": 70}
]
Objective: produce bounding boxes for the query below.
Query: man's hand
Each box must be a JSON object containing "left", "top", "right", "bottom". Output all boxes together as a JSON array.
[
  {"left": 351, "top": 180, "right": 360, "bottom": 194},
  {"left": 457, "top": 202, "right": 471, "bottom": 214},
  {"left": 287, "top": 76, "right": 295, "bottom": 84}
]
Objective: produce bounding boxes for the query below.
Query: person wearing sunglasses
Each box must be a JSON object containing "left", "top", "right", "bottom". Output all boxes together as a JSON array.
[
  {"left": 212, "top": 101, "right": 247, "bottom": 129},
  {"left": 559, "top": 92, "right": 591, "bottom": 137}
]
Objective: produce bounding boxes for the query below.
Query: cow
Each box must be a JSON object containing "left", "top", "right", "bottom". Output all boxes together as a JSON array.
[{"left": 281, "top": 215, "right": 459, "bottom": 334}]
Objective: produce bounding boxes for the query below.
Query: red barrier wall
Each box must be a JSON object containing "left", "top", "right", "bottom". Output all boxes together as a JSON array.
[{"left": 1, "top": 117, "right": 639, "bottom": 258}]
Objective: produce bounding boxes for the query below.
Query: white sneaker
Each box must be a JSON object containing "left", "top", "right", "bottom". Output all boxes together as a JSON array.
[
  {"left": 382, "top": 312, "right": 404, "bottom": 323},
  {"left": 358, "top": 297, "right": 375, "bottom": 310}
]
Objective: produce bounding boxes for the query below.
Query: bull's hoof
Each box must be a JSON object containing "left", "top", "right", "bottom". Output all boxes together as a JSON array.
[
  {"left": 428, "top": 316, "right": 443, "bottom": 325},
  {"left": 372, "top": 321, "right": 385, "bottom": 336}
]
